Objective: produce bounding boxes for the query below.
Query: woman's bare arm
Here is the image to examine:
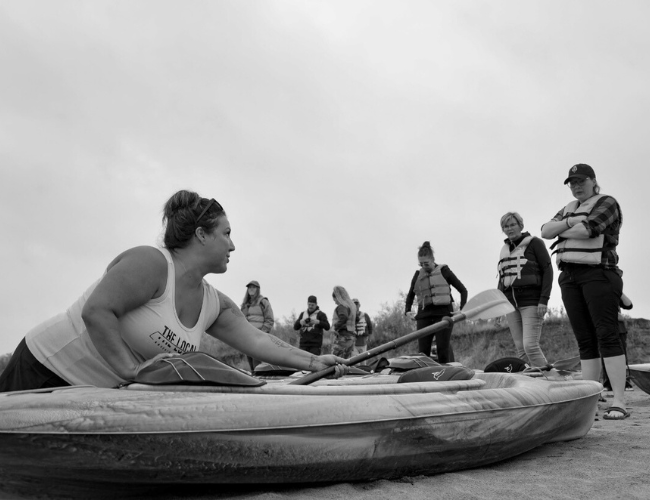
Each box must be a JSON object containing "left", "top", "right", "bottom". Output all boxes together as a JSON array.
[{"left": 82, "top": 246, "right": 167, "bottom": 380}]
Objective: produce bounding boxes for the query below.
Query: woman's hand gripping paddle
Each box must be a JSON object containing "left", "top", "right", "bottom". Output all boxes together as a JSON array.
[{"left": 290, "top": 289, "right": 515, "bottom": 385}]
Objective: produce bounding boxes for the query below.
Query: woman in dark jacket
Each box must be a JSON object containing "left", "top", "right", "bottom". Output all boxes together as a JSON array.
[
  {"left": 497, "top": 212, "right": 553, "bottom": 368},
  {"left": 404, "top": 241, "right": 467, "bottom": 363}
]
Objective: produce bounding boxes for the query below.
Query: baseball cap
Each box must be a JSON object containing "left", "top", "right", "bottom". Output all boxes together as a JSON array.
[
  {"left": 564, "top": 164, "right": 596, "bottom": 185},
  {"left": 246, "top": 280, "right": 260, "bottom": 288}
]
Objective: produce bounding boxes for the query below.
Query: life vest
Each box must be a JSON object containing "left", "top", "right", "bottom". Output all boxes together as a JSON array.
[
  {"left": 497, "top": 236, "right": 541, "bottom": 289},
  {"left": 355, "top": 311, "right": 368, "bottom": 336},
  {"left": 553, "top": 194, "right": 610, "bottom": 266},
  {"left": 414, "top": 265, "right": 451, "bottom": 307},
  {"left": 244, "top": 296, "right": 270, "bottom": 330},
  {"left": 300, "top": 309, "right": 320, "bottom": 332}
]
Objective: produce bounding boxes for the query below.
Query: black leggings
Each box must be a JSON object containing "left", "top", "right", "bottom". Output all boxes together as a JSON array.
[
  {"left": 0, "top": 338, "right": 70, "bottom": 393},
  {"left": 416, "top": 316, "right": 454, "bottom": 363},
  {"left": 559, "top": 265, "right": 624, "bottom": 359}
]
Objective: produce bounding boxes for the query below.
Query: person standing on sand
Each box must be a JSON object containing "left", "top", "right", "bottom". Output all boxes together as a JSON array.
[
  {"left": 404, "top": 241, "right": 467, "bottom": 363},
  {"left": 352, "top": 298, "right": 373, "bottom": 356},
  {"left": 331, "top": 286, "right": 357, "bottom": 360},
  {"left": 293, "top": 295, "right": 330, "bottom": 356},
  {"left": 497, "top": 211, "right": 553, "bottom": 369},
  {"left": 542, "top": 163, "right": 628, "bottom": 420},
  {"left": 240, "top": 280, "right": 274, "bottom": 373}
]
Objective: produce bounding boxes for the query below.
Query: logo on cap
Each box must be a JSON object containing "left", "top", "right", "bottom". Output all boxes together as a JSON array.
[{"left": 571, "top": 165, "right": 578, "bottom": 173}]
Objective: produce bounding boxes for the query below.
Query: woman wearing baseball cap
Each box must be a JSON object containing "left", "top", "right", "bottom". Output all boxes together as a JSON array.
[
  {"left": 541, "top": 164, "right": 628, "bottom": 420},
  {"left": 240, "top": 280, "right": 274, "bottom": 372}
]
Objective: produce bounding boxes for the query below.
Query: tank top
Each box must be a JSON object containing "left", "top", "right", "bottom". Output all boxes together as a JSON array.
[{"left": 26, "top": 247, "right": 220, "bottom": 387}]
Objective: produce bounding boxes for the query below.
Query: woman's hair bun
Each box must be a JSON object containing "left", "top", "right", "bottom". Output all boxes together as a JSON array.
[{"left": 422, "top": 241, "right": 431, "bottom": 247}]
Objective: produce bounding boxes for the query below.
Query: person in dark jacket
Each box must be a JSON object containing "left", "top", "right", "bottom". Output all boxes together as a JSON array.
[
  {"left": 293, "top": 295, "right": 331, "bottom": 356},
  {"left": 497, "top": 212, "right": 553, "bottom": 368},
  {"left": 404, "top": 241, "right": 467, "bottom": 363}
]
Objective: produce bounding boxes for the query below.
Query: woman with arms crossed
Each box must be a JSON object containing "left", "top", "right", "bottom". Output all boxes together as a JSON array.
[
  {"left": 541, "top": 164, "right": 628, "bottom": 420},
  {"left": 0, "top": 190, "right": 346, "bottom": 392}
]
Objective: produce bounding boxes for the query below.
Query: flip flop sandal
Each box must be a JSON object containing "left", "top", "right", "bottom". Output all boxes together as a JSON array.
[{"left": 603, "top": 406, "right": 630, "bottom": 420}]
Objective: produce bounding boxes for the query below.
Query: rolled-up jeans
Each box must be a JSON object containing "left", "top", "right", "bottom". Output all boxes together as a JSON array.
[{"left": 506, "top": 306, "right": 548, "bottom": 368}]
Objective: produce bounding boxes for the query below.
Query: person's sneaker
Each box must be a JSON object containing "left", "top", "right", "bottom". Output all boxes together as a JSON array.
[
  {"left": 602, "top": 384, "right": 613, "bottom": 392},
  {"left": 625, "top": 382, "right": 634, "bottom": 391}
]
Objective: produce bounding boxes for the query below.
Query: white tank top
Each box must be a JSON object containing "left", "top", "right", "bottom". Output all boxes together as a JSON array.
[{"left": 26, "top": 247, "right": 220, "bottom": 387}]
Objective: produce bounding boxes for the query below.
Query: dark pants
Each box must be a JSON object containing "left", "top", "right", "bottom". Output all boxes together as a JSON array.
[
  {"left": 299, "top": 343, "right": 322, "bottom": 356},
  {"left": 0, "top": 338, "right": 70, "bottom": 393},
  {"left": 559, "top": 265, "right": 624, "bottom": 360},
  {"left": 416, "top": 316, "right": 454, "bottom": 363}
]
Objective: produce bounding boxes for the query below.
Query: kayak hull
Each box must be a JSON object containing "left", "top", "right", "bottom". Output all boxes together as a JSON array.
[
  {"left": 0, "top": 373, "right": 600, "bottom": 484},
  {"left": 629, "top": 363, "right": 650, "bottom": 395}
]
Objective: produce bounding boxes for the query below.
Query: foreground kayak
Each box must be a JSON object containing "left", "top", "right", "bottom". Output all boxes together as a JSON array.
[{"left": 0, "top": 372, "right": 600, "bottom": 485}]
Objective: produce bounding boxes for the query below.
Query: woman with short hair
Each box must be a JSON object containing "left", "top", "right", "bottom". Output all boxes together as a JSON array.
[{"left": 497, "top": 211, "right": 553, "bottom": 368}]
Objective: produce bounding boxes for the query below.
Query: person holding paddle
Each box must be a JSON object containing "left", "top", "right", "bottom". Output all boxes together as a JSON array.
[
  {"left": 0, "top": 190, "right": 347, "bottom": 393},
  {"left": 497, "top": 211, "right": 553, "bottom": 369},
  {"left": 404, "top": 241, "right": 468, "bottom": 363},
  {"left": 541, "top": 164, "right": 628, "bottom": 420}
]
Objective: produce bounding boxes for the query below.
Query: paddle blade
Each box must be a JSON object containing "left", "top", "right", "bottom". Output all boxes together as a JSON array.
[{"left": 460, "top": 289, "right": 514, "bottom": 321}]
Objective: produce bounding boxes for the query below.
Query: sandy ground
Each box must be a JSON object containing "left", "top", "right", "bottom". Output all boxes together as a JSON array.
[{"left": 1, "top": 387, "right": 649, "bottom": 500}]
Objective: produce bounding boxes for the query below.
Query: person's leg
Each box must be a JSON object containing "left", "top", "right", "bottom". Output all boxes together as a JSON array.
[
  {"left": 559, "top": 269, "right": 600, "bottom": 370},
  {"left": 333, "top": 332, "right": 355, "bottom": 359},
  {"left": 506, "top": 310, "right": 526, "bottom": 361},
  {"left": 519, "top": 306, "right": 549, "bottom": 368},
  {"left": 583, "top": 269, "right": 626, "bottom": 414},
  {"left": 432, "top": 320, "right": 453, "bottom": 364},
  {"left": 416, "top": 317, "right": 435, "bottom": 357}
]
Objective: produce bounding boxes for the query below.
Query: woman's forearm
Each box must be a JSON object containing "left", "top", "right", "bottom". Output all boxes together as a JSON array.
[
  {"left": 251, "top": 334, "right": 317, "bottom": 370},
  {"left": 542, "top": 218, "right": 590, "bottom": 239}
]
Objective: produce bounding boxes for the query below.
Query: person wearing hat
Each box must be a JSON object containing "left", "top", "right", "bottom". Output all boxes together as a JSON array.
[
  {"left": 293, "top": 295, "right": 331, "bottom": 355},
  {"left": 240, "top": 280, "right": 274, "bottom": 372},
  {"left": 542, "top": 163, "right": 628, "bottom": 420},
  {"left": 352, "top": 298, "right": 373, "bottom": 356}
]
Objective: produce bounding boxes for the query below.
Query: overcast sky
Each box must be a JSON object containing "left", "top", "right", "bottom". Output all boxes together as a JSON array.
[{"left": 1, "top": 0, "right": 648, "bottom": 354}]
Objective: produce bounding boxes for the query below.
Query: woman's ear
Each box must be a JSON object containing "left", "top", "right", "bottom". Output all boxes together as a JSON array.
[{"left": 195, "top": 227, "right": 206, "bottom": 244}]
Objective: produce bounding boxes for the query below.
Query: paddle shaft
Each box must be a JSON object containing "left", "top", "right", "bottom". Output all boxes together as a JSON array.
[{"left": 289, "top": 316, "right": 459, "bottom": 385}]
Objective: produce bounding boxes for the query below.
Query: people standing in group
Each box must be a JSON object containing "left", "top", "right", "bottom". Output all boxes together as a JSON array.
[
  {"left": 0, "top": 190, "right": 347, "bottom": 393},
  {"left": 602, "top": 293, "right": 634, "bottom": 392},
  {"left": 404, "top": 241, "right": 468, "bottom": 363},
  {"left": 240, "top": 280, "right": 274, "bottom": 372},
  {"left": 352, "top": 298, "right": 373, "bottom": 356},
  {"left": 541, "top": 163, "right": 628, "bottom": 420},
  {"left": 293, "top": 295, "right": 331, "bottom": 356},
  {"left": 331, "top": 286, "right": 357, "bottom": 360},
  {"left": 497, "top": 212, "right": 553, "bottom": 369}
]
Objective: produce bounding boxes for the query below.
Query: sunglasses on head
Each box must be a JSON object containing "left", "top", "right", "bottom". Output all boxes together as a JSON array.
[{"left": 196, "top": 198, "right": 224, "bottom": 224}]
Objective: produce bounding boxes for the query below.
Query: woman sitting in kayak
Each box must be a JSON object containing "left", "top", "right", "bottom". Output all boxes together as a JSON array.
[{"left": 0, "top": 190, "right": 347, "bottom": 392}]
